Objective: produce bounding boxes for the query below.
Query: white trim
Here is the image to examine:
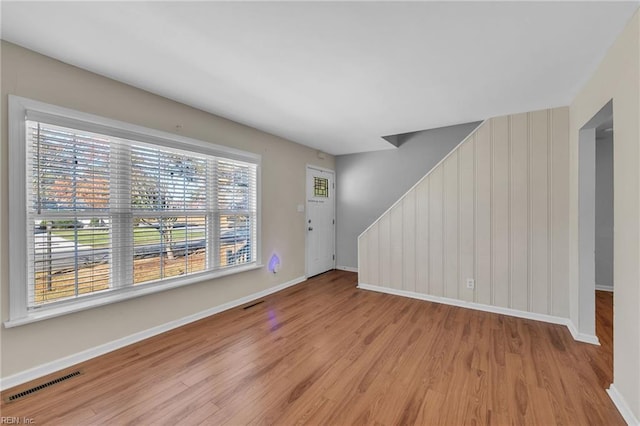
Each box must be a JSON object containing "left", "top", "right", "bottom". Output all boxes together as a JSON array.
[
  {"left": 0, "top": 275, "right": 307, "bottom": 391},
  {"left": 306, "top": 164, "right": 335, "bottom": 174},
  {"left": 8, "top": 95, "right": 29, "bottom": 321},
  {"left": 336, "top": 265, "right": 358, "bottom": 273},
  {"left": 595, "top": 284, "right": 614, "bottom": 292},
  {"left": 357, "top": 283, "right": 600, "bottom": 346},
  {"left": 607, "top": 384, "right": 640, "bottom": 426},
  {"left": 4, "top": 264, "right": 264, "bottom": 328},
  {"left": 16, "top": 96, "right": 261, "bottom": 163},
  {"left": 7, "top": 95, "right": 263, "bottom": 325},
  {"left": 565, "top": 320, "right": 601, "bottom": 345}
]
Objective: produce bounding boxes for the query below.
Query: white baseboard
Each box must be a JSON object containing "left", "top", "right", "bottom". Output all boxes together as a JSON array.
[
  {"left": 0, "top": 276, "right": 307, "bottom": 391},
  {"left": 595, "top": 284, "right": 614, "bottom": 292},
  {"left": 608, "top": 384, "right": 640, "bottom": 425},
  {"left": 565, "top": 320, "right": 601, "bottom": 345},
  {"left": 357, "top": 283, "right": 600, "bottom": 346},
  {"left": 336, "top": 265, "right": 358, "bottom": 273}
]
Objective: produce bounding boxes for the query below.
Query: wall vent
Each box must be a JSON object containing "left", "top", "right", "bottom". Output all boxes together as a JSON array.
[
  {"left": 5, "top": 370, "right": 82, "bottom": 402},
  {"left": 243, "top": 300, "right": 265, "bottom": 310}
]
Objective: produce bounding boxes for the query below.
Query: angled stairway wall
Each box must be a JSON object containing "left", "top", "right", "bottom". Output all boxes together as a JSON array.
[
  {"left": 358, "top": 107, "right": 570, "bottom": 318},
  {"left": 336, "top": 122, "right": 481, "bottom": 270}
]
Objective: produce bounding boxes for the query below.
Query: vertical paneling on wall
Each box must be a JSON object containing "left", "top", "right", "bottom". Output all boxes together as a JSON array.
[
  {"left": 415, "top": 180, "right": 429, "bottom": 294},
  {"left": 359, "top": 107, "right": 570, "bottom": 317}
]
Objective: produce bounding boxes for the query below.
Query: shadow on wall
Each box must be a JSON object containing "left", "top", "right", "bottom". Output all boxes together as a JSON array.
[{"left": 335, "top": 121, "right": 481, "bottom": 269}]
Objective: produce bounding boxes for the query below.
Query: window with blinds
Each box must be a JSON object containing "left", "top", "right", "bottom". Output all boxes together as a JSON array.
[{"left": 8, "top": 96, "right": 260, "bottom": 323}]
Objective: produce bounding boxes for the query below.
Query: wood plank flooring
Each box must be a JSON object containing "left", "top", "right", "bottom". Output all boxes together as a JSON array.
[
  {"left": 594, "top": 290, "right": 614, "bottom": 389},
  {"left": 1, "top": 271, "right": 623, "bottom": 425}
]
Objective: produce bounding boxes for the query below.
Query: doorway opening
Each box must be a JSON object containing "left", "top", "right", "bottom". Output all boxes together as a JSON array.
[{"left": 579, "top": 100, "right": 614, "bottom": 384}]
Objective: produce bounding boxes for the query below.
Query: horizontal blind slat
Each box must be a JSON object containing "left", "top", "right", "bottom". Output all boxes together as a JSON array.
[{"left": 26, "top": 118, "right": 258, "bottom": 309}]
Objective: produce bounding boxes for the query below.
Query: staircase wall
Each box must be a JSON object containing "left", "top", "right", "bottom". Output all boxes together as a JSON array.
[
  {"left": 336, "top": 122, "right": 480, "bottom": 270},
  {"left": 358, "top": 107, "right": 570, "bottom": 317}
]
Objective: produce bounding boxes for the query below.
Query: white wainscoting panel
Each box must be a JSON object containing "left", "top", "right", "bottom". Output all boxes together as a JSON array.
[{"left": 358, "top": 107, "right": 571, "bottom": 319}]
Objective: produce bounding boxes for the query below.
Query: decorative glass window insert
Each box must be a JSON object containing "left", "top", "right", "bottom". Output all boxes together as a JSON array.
[
  {"left": 8, "top": 96, "right": 261, "bottom": 325},
  {"left": 314, "top": 177, "right": 329, "bottom": 197}
]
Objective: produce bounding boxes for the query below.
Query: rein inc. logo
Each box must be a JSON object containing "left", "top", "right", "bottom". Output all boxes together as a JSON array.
[{"left": 1, "top": 418, "right": 34, "bottom": 424}]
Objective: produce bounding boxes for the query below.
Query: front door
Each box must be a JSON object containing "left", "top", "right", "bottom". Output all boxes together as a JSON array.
[{"left": 306, "top": 166, "right": 335, "bottom": 277}]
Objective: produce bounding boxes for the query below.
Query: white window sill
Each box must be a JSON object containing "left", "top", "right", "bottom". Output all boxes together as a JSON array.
[{"left": 4, "top": 263, "right": 263, "bottom": 328}]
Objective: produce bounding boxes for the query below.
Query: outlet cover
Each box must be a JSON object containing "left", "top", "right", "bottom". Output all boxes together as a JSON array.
[{"left": 466, "top": 278, "right": 475, "bottom": 289}]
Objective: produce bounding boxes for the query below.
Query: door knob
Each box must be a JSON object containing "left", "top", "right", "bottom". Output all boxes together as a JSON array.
[{"left": 308, "top": 227, "right": 313, "bottom": 231}]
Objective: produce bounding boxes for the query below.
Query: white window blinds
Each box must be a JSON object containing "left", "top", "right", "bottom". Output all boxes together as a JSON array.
[{"left": 24, "top": 118, "right": 258, "bottom": 309}]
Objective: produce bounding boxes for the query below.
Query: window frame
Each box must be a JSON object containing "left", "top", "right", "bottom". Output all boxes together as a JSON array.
[{"left": 7, "top": 95, "right": 262, "bottom": 327}]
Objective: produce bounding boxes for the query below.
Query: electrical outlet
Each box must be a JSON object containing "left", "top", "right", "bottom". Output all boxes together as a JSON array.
[{"left": 466, "top": 278, "right": 475, "bottom": 289}]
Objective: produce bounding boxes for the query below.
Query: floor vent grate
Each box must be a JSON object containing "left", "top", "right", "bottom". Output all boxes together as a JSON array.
[
  {"left": 5, "top": 370, "right": 82, "bottom": 402},
  {"left": 243, "top": 300, "right": 265, "bottom": 310}
]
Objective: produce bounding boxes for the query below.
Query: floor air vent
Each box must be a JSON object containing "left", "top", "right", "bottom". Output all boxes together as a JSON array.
[
  {"left": 5, "top": 370, "right": 82, "bottom": 402},
  {"left": 243, "top": 300, "right": 265, "bottom": 310}
]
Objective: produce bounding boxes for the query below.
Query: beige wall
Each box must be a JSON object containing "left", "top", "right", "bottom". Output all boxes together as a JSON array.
[
  {"left": 359, "top": 107, "right": 571, "bottom": 318},
  {"left": 0, "top": 41, "right": 334, "bottom": 379},
  {"left": 569, "top": 10, "right": 640, "bottom": 420}
]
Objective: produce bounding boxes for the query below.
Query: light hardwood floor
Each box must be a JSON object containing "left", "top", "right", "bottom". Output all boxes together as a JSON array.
[{"left": 1, "top": 271, "right": 622, "bottom": 425}]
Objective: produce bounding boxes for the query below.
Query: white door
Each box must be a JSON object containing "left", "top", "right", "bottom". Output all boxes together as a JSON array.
[{"left": 306, "top": 166, "right": 335, "bottom": 277}]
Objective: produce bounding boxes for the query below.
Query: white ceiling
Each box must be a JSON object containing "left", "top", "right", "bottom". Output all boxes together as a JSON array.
[{"left": 2, "top": 1, "right": 639, "bottom": 155}]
